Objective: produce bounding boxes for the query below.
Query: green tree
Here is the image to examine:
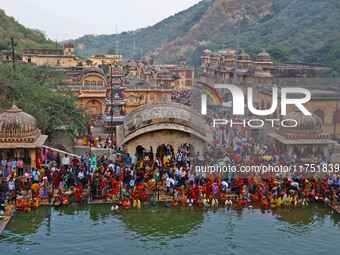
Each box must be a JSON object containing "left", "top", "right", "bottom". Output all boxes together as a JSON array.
[
  {"left": 107, "top": 48, "right": 117, "bottom": 55},
  {"left": 0, "top": 41, "right": 10, "bottom": 50},
  {"left": 266, "top": 47, "right": 293, "bottom": 62},
  {"left": 0, "top": 63, "right": 89, "bottom": 138},
  {"left": 171, "top": 74, "right": 181, "bottom": 81}
]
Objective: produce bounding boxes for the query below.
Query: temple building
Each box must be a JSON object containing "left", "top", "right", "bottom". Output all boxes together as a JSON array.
[
  {"left": 258, "top": 86, "right": 340, "bottom": 137},
  {"left": 0, "top": 50, "right": 22, "bottom": 64},
  {"left": 200, "top": 49, "right": 333, "bottom": 87},
  {"left": 268, "top": 110, "right": 335, "bottom": 156},
  {"left": 69, "top": 67, "right": 173, "bottom": 116},
  {"left": 199, "top": 48, "right": 338, "bottom": 135},
  {"left": 72, "top": 67, "right": 107, "bottom": 115},
  {"left": 124, "top": 76, "right": 172, "bottom": 114},
  {"left": 0, "top": 104, "right": 48, "bottom": 168},
  {"left": 117, "top": 102, "right": 213, "bottom": 157},
  {"left": 22, "top": 43, "right": 77, "bottom": 67},
  {"left": 21, "top": 43, "right": 123, "bottom": 68},
  {"left": 159, "top": 58, "right": 194, "bottom": 90},
  {"left": 104, "top": 66, "right": 127, "bottom": 131},
  {"left": 127, "top": 57, "right": 194, "bottom": 91},
  {"left": 155, "top": 69, "right": 173, "bottom": 88},
  {"left": 86, "top": 54, "right": 123, "bottom": 67}
]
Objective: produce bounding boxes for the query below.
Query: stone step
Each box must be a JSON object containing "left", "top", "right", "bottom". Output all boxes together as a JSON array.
[
  {"left": 43, "top": 145, "right": 82, "bottom": 159},
  {"left": 90, "top": 127, "right": 105, "bottom": 133},
  {"left": 91, "top": 133, "right": 109, "bottom": 138}
]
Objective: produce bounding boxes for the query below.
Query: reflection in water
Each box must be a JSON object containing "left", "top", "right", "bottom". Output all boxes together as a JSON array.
[
  {"left": 1, "top": 204, "right": 340, "bottom": 254},
  {"left": 277, "top": 205, "right": 338, "bottom": 224},
  {"left": 117, "top": 207, "right": 205, "bottom": 240},
  {"left": 6, "top": 207, "right": 51, "bottom": 236}
]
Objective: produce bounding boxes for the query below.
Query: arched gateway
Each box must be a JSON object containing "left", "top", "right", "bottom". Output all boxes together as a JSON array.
[{"left": 116, "top": 102, "right": 213, "bottom": 157}]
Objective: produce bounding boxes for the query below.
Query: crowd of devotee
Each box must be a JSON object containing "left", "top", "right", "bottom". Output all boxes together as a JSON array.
[
  {"left": 171, "top": 90, "right": 190, "bottom": 106},
  {"left": 0, "top": 89, "right": 339, "bottom": 214},
  {"left": 80, "top": 134, "right": 113, "bottom": 148},
  {"left": 0, "top": 137, "right": 339, "bottom": 214}
]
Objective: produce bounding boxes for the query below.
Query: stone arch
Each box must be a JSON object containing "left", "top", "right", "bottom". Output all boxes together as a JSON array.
[
  {"left": 120, "top": 102, "right": 213, "bottom": 148},
  {"left": 85, "top": 99, "right": 103, "bottom": 115},
  {"left": 314, "top": 109, "right": 325, "bottom": 124}
]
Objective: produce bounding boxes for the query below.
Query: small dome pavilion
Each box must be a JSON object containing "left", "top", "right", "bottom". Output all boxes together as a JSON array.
[
  {"left": 155, "top": 69, "right": 173, "bottom": 87},
  {"left": 0, "top": 103, "right": 48, "bottom": 168},
  {"left": 268, "top": 110, "right": 335, "bottom": 156},
  {"left": 256, "top": 50, "right": 272, "bottom": 63},
  {"left": 202, "top": 49, "right": 212, "bottom": 56},
  {"left": 237, "top": 51, "right": 251, "bottom": 61}
]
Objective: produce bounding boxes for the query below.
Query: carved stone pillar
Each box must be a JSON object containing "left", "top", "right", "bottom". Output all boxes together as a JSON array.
[
  {"left": 30, "top": 148, "right": 36, "bottom": 168},
  {"left": 287, "top": 145, "right": 294, "bottom": 155}
]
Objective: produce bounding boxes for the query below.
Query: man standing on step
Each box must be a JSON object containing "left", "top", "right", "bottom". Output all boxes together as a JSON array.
[
  {"left": 82, "top": 152, "right": 89, "bottom": 168},
  {"left": 1, "top": 157, "right": 7, "bottom": 177},
  {"left": 63, "top": 154, "right": 70, "bottom": 169}
]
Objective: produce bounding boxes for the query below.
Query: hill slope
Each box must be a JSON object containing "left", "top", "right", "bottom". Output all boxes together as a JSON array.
[
  {"left": 71, "top": 0, "right": 340, "bottom": 73},
  {"left": 71, "top": 0, "right": 213, "bottom": 60},
  {"left": 0, "top": 9, "right": 58, "bottom": 52}
]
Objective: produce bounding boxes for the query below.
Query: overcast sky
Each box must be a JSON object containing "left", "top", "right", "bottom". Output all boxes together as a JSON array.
[{"left": 1, "top": 0, "right": 201, "bottom": 40}]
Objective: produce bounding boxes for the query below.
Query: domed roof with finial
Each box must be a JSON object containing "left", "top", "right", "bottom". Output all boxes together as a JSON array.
[
  {"left": 256, "top": 50, "right": 271, "bottom": 63},
  {"left": 237, "top": 51, "right": 250, "bottom": 61},
  {"left": 226, "top": 51, "right": 235, "bottom": 60},
  {"left": 279, "top": 110, "right": 323, "bottom": 135},
  {"left": 0, "top": 103, "right": 38, "bottom": 138},
  {"left": 203, "top": 49, "right": 212, "bottom": 56}
]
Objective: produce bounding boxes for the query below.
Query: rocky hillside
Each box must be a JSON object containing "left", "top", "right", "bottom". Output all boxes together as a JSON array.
[
  {"left": 0, "top": 9, "right": 57, "bottom": 52},
  {"left": 1, "top": 0, "right": 339, "bottom": 74},
  {"left": 71, "top": 0, "right": 214, "bottom": 60},
  {"left": 71, "top": 0, "right": 340, "bottom": 74},
  {"left": 150, "top": 0, "right": 274, "bottom": 62}
]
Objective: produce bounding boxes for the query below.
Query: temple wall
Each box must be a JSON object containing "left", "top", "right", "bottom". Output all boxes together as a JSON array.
[
  {"left": 124, "top": 90, "right": 172, "bottom": 114},
  {"left": 173, "top": 69, "right": 194, "bottom": 90},
  {"left": 22, "top": 55, "right": 77, "bottom": 67}
]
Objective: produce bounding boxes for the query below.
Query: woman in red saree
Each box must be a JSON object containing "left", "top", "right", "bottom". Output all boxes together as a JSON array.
[
  {"left": 75, "top": 183, "right": 83, "bottom": 202},
  {"left": 35, "top": 153, "right": 43, "bottom": 167},
  {"left": 53, "top": 170, "right": 59, "bottom": 189}
]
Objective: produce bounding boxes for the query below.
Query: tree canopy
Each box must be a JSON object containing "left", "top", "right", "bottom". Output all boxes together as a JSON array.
[{"left": 0, "top": 63, "right": 89, "bottom": 138}]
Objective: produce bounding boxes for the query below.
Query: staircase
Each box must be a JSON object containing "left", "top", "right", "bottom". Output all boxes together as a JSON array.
[
  {"left": 90, "top": 126, "right": 109, "bottom": 138},
  {"left": 42, "top": 145, "right": 82, "bottom": 159}
]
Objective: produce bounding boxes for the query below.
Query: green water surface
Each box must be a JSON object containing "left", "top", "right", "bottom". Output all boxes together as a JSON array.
[{"left": 1, "top": 204, "right": 340, "bottom": 254}]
